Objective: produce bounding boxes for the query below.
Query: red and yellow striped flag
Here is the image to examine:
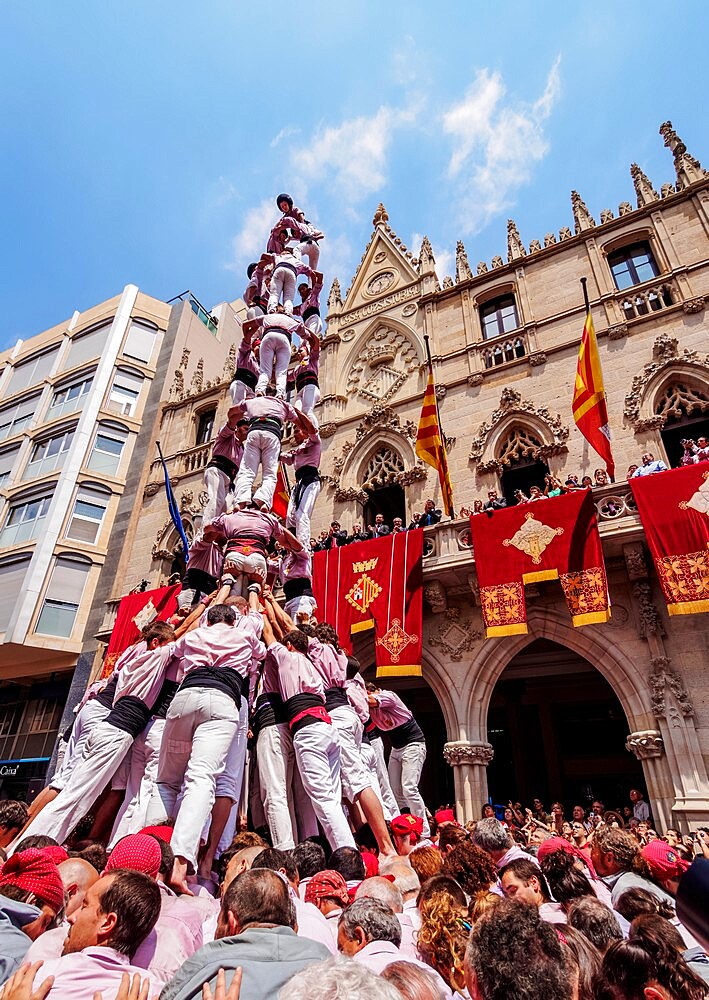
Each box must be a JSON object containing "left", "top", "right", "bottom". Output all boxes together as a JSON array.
[
  {"left": 415, "top": 366, "right": 455, "bottom": 516},
  {"left": 572, "top": 309, "right": 615, "bottom": 479},
  {"left": 271, "top": 463, "right": 290, "bottom": 519}
]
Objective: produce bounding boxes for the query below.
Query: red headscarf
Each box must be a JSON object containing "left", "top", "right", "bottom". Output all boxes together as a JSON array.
[
  {"left": 105, "top": 834, "right": 161, "bottom": 880},
  {"left": 0, "top": 849, "right": 65, "bottom": 912},
  {"left": 304, "top": 869, "right": 350, "bottom": 906},
  {"left": 537, "top": 836, "right": 598, "bottom": 879}
]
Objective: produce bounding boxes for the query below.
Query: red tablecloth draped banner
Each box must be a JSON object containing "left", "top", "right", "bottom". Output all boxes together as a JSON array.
[
  {"left": 101, "top": 584, "right": 181, "bottom": 677},
  {"left": 629, "top": 462, "right": 709, "bottom": 616},
  {"left": 312, "top": 529, "right": 423, "bottom": 677},
  {"left": 469, "top": 490, "right": 610, "bottom": 637}
]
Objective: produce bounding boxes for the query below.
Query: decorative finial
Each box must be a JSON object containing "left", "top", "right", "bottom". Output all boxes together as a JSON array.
[
  {"left": 630, "top": 164, "right": 659, "bottom": 207},
  {"left": 455, "top": 240, "right": 472, "bottom": 282},
  {"left": 506, "top": 219, "right": 526, "bottom": 261},
  {"left": 372, "top": 203, "right": 389, "bottom": 227},
  {"left": 659, "top": 121, "right": 705, "bottom": 189},
  {"left": 571, "top": 191, "right": 595, "bottom": 233},
  {"left": 327, "top": 278, "right": 342, "bottom": 311}
]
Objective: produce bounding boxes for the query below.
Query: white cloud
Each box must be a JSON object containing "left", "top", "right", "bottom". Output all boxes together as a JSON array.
[
  {"left": 227, "top": 197, "right": 278, "bottom": 273},
  {"left": 290, "top": 104, "right": 418, "bottom": 206},
  {"left": 442, "top": 56, "right": 561, "bottom": 233},
  {"left": 411, "top": 232, "right": 454, "bottom": 284},
  {"left": 270, "top": 125, "right": 300, "bottom": 148}
]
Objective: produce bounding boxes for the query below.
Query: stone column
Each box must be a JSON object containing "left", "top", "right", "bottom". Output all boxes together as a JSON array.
[
  {"left": 625, "top": 730, "right": 672, "bottom": 832},
  {"left": 443, "top": 741, "right": 494, "bottom": 823}
]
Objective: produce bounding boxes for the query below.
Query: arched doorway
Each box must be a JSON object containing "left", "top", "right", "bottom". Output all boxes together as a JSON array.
[
  {"left": 497, "top": 427, "right": 550, "bottom": 505},
  {"left": 655, "top": 381, "right": 709, "bottom": 468},
  {"left": 361, "top": 446, "right": 407, "bottom": 527},
  {"left": 486, "top": 638, "right": 644, "bottom": 812}
]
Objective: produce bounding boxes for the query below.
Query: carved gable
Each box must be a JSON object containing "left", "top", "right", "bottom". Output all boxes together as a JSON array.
[
  {"left": 346, "top": 324, "right": 420, "bottom": 403},
  {"left": 339, "top": 204, "right": 420, "bottom": 316}
]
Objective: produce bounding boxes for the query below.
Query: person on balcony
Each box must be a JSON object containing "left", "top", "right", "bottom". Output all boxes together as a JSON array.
[
  {"left": 631, "top": 452, "right": 668, "bottom": 477},
  {"left": 418, "top": 499, "right": 442, "bottom": 527}
]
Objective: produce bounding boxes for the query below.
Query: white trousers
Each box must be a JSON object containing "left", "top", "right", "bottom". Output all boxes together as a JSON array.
[
  {"left": 18, "top": 722, "right": 133, "bottom": 846},
  {"left": 257, "top": 723, "right": 298, "bottom": 850},
  {"left": 360, "top": 742, "right": 392, "bottom": 820},
  {"left": 370, "top": 735, "right": 401, "bottom": 820},
  {"left": 222, "top": 551, "right": 267, "bottom": 598},
  {"left": 285, "top": 479, "right": 320, "bottom": 551},
  {"left": 108, "top": 718, "right": 166, "bottom": 849},
  {"left": 246, "top": 304, "right": 264, "bottom": 320},
  {"left": 233, "top": 429, "right": 281, "bottom": 508},
  {"left": 329, "top": 706, "right": 373, "bottom": 802},
  {"left": 229, "top": 379, "right": 255, "bottom": 406},
  {"left": 388, "top": 742, "right": 429, "bottom": 837},
  {"left": 293, "top": 721, "right": 355, "bottom": 850},
  {"left": 297, "top": 385, "right": 320, "bottom": 428},
  {"left": 268, "top": 267, "right": 296, "bottom": 315},
  {"left": 304, "top": 313, "right": 323, "bottom": 338},
  {"left": 202, "top": 466, "right": 230, "bottom": 525},
  {"left": 298, "top": 241, "right": 320, "bottom": 270},
  {"left": 256, "top": 331, "right": 291, "bottom": 397},
  {"left": 147, "top": 687, "right": 239, "bottom": 869},
  {"left": 50, "top": 698, "right": 110, "bottom": 792}
]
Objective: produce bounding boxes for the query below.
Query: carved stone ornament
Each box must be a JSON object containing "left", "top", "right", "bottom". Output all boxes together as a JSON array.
[
  {"left": 618, "top": 201, "right": 633, "bottom": 216},
  {"left": 630, "top": 163, "right": 659, "bottom": 207},
  {"left": 477, "top": 261, "right": 488, "bottom": 275},
  {"left": 626, "top": 730, "right": 664, "bottom": 760},
  {"left": 319, "top": 422, "right": 337, "bottom": 438},
  {"left": 507, "top": 219, "right": 526, "bottom": 261},
  {"left": 558, "top": 227, "right": 572, "bottom": 242},
  {"left": 346, "top": 326, "right": 419, "bottom": 403},
  {"left": 198, "top": 490, "right": 209, "bottom": 508},
  {"left": 429, "top": 608, "right": 482, "bottom": 660},
  {"left": 491, "top": 255, "right": 504, "bottom": 269},
  {"left": 143, "top": 481, "right": 162, "bottom": 499},
  {"left": 624, "top": 339, "right": 709, "bottom": 431},
  {"left": 435, "top": 384, "right": 447, "bottom": 400},
  {"left": 327, "top": 278, "right": 343, "bottom": 312},
  {"left": 455, "top": 241, "right": 473, "bottom": 283},
  {"left": 443, "top": 741, "right": 494, "bottom": 767},
  {"left": 527, "top": 352, "right": 547, "bottom": 367},
  {"left": 571, "top": 190, "right": 595, "bottom": 233},
  {"left": 179, "top": 489, "right": 194, "bottom": 511},
  {"left": 682, "top": 296, "right": 706, "bottom": 315},
  {"left": 600, "top": 208, "right": 615, "bottom": 224},
  {"left": 631, "top": 581, "right": 665, "bottom": 639},
  {"left": 423, "top": 580, "right": 448, "bottom": 614},
  {"left": 528, "top": 239, "right": 541, "bottom": 253},
  {"left": 334, "top": 486, "right": 368, "bottom": 505},
  {"left": 467, "top": 373, "right": 484, "bottom": 387},
  {"left": 442, "top": 276, "right": 454, "bottom": 289},
  {"left": 606, "top": 604, "right": 629, "bottom": 628},
  {"left": 222, "top": 343, "right": 237, "bottom": 383},
  {"left": 373, "top": 250, "right": 387, "bottom": 264},
  {"left": 469, "top": 387, "right": 569, "bottom": 473},
  {"left": 544, "top": 233, "right": 556, "bottom": 247},
  {"left": 608, "top": 323, "right": 628, "bottom": 342},
  {"left": 649, "top": 656, "right": 694, "bottom": 719},
  {"left": 659, "top": 120, "right": 706, "bottom": 189},
  {"left": 402, "top": 302, "right": 417, "bottom": 317},
  {"left": 372, "top": 203, "right": 389, "bottom": 227},
  {"left": 367, "top": 271, "right": 396, "bottom": 296},
  {"left": 327, "top": 405, "right": 422, "bottom": 494},
  {"left": 190, "top": 358, "right": 204, "bottom": 394},
  {"left": 623, "top": 542, "right": 648, "bottom": 581},
  {"left": 661, "top": 183, "right": 676, "bottom": 199}
]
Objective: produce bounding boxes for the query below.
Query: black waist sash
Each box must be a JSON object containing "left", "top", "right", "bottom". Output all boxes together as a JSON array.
[
  {"left": 248, "top": 415, "right": 283, "bottom": 440},
  {"left": 295, "top": 370, "right": 319, "bottom": 389},
  {"left": 389, "top": 716, "right": 425, "bottom": 749},
  {"left": 207, "top": 453, "right": 238, "bottom": 488},
  {"left": 105, "top": 696, "right": 152, "bottom": 737},
  {"left": 152, "top": 680, "right": 180, "bottom": 720},
  {"left": 325, "top": 686, "right": 349, "bottom": 711},
  {"left": 264, "top": 323, "right": 293, "bottom": 343},
  {"left": 293, "top": 465, "right": 319, "bottom": 509},
  {"left": 283, "top": 577, "right": 313, "bottom": 601},
  {"left": 234, "top": 367, "right": 258, "bottom": 389},
  {"left": 179, "top": 667, "right": 242, "bottom": 708},
  {"left": 225, "top": 534, "right": 268, "bottom": 558},
  {"left": 94, "top": 674, "right": 119, "bottom": 710}
]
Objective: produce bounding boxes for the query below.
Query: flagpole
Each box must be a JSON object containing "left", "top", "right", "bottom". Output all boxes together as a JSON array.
[
  {"left": 423, "top": 335, "right": 454, "bottom": 520},
  {"left": 580, "top": 276, "right": 591, "bottom": 314}
]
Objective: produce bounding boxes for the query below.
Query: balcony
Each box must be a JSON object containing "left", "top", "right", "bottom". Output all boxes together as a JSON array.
[{"left": 167, "top": 291, "right": 219, "bottom": 336}]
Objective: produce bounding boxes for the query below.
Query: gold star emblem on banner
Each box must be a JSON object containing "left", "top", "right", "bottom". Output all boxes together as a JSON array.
[
  {"left": 377, "top": 619, "right": 418, "bottom": 662},
  {"left": 503, "top": 512, "right": 564, "bottom": 564},
  {"left": 345, "top": 574, "right": 383, "bottom": 614}
]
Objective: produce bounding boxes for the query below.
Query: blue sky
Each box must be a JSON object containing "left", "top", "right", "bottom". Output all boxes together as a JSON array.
[{"left": 1, "top": 1, "right": 706, "bottom": 349}]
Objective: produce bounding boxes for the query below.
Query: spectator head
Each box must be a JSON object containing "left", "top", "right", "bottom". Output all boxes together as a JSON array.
[
  {"left": 529, "top": 828, "right": 553, "bottom": 848},
  {"left": 417, "top": 888, "right": 469, "bottom": 993},
  {"left": 567, "top": 896, "right": 623, "bottom": 954},
  {"left": 328, "top": 847, "right": 365, "bottom": 883},
  {"left": 629, "top": 912, "right": 707, "bottom": 998},
  {"left": 217, "top": 868, "right": 295, "bottom": 938},
  {"left": 337, "top": 897, "right": 401, "bottom": 956},
  {"left": 381, "top": 960, "right": 443, "bottom": 1000},
  {"left": 305, "top": 870, "right": 350, "bottom": 914},
  {"left": 592, "top": 800, "right": 605, "bottom": 816},
  {"left": 0, "top": 800, "right": 28, "bottom": 849},
  {"left": 591, "top": 826, "right": 638, "bottom": 877},
  {"left": 220, "top": 845, "right": 264, "bottom": 894},
  {"left": 539, "top": 851, "right": 595, "bottom": 909},
  {"left": 470, "top": 818, "right": 513, "bottom": 863},
  {"left": 572, "top": 806, "right": 586, "bottom": 822},
  {"left": 481, "top": 803, "right": 496, "bottom": 819},
  {"left": 499, "top": 858, "right": 551, "bottom": 907},
  {"left": 424, "top": 499, "right": 435, "bottom": 512},
  {"left": 594, "top": 936, "right": 704, "bottom": 1000},
  {"left": 377, "top": 858, "right": 420, "bottom": 901},
  {"left": 281, "top": 629, "right": 309, "bottom": 654},
  {"left": 375, "top": 514, "right": 384, "bottom": 525},
  {"left": 105, "top": 834, "right": 162, "bottom": 880},
  {"left": 416, "top": 874, "right": 467, "bottom": 911},
  {"left": 58, "top": 858, "right": 99, "bottom": 918},
  {"left": 0, "top": 848, "right": 65, "bottom": 939},
  {"left": 487, "top": 490, "right": 498, "bottom": 499},
  {"left": 465, "top": 898, "right": 573, "bottom": 999},
  {"left": 279, "top": 956, "right": 402, "bottom": 1000},
  {"left": 614, "top": 887, "right": 675, "bottom": 924},
  {"left": 251, "top": 847, "right": 298, "bottom": 887},
  {"left": 438, "top": 823, "right": 468, "bottom": 854},
  {"left": 559, "top": 925, "right": 602, "bottom": 1000},
  {"left": 292, "top": 840, "right": 327, "bottom": 880},
  {"left": 641, "top": 453, "right": 654, "bottom": 466},
  {"left": 627, "top": 464, "right": 638, "bottom": 478},
  {"left": 390, "top": 813, "right": 423, "bottom": 854},
  {"left": 63, "top": 869, "right": 160, "bottom": 958},
  {"left": 355, "top": 876, "right": 403, "bottom": 912},
  {"left": 141, "top": 620, "right": 176, "bottom": 646},
  {"left": 640, "top": 840, "right": 690, "bottom": 895},
  {"left": 581, "top": 476, "right": 593, "bottom": 488},
  {"left": 408, "top": 845, "right": 442, "bottom": 886},
  {"left": 392, "top": 517, "right": 403, "bottom": 530},
  {"left": 14, "top": 835, "right": 59, "bottom": 853},
  {"left": 442, "top": 842, "right": 497, "bottom": 897}
]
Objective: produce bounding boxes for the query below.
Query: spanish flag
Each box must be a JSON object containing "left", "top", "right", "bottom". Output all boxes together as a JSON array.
[
  {"left": 572, "top": 308, "right": 615, "bottom": 479},
  {"left": 415, "top": 366, "right": 455, "bottom": 516},
  {"left": 272, "top": 463, "right": 290, "bottom": 519}
]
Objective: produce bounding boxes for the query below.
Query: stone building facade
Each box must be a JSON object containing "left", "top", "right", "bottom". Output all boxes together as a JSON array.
[{"left": 112, "top": 122, "right": 709, "bottom": 830}]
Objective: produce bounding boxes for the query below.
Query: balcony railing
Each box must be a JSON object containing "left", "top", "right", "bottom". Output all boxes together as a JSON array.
[{"left": 167, "top": 291, "right": 219, "bottom": 336}]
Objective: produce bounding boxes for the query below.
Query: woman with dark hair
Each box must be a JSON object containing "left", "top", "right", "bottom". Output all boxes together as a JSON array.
[
  {"left": 595, "top": 940, "right": 674, "bottom": 999},
  {"left": 630, "top": 913, "right": 709, "bottom": 992},
  {"left": 441, "top": 841, "right": 497, "bottom": 898},
  {"left": 560, "top": 925, "right": 602, "bottom": 1000},
  {"left": 539, "top": 849, "right": 596, "bottom": 910},
  {"left": 615, "top": 886, "right": 676, "bottom": 923}
]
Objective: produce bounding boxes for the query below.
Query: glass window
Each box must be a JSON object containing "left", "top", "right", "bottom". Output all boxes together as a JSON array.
[
  {"left": 0, "top": 494, "right": 52, "bottom": 547},
  {"left": 107, "top": 370, "right": 143, "bottom": 417},
  {"left": 0, "top": 393, "right": 40, "bottom": 442},
  {"left": 196, "top": 408, "right": 216, "bottom": 445},
  {"left": 609, "top": 242, "right": 660, "bottom": 290},
  {"left": 481, "top": 295, "right": 519, "bottom": 340},
  {"left": 0, "top": 446, "right": 20, "bottom": 489},
  {"left": 62, "top": 324, "right": 111, "bottom": 371},
  {"left": 47, "top": 374, "right": 94, "bottom": 421},
  {"left": 0, "top": 557, "right": 31, "bottom": 630},
  {"left": 35, "top": 557, "right": 90, "bottom": 638},
  {"left": 66, "top": 486, "right": 110, "bottom": 544},
  {"left": 87, "top": 426, "right": 127, "bottom": 476},
  {"left": 4, "top": 348, "right": 59, "bottom": 397},
  {"left": 122, "top": 322, "right": 157, "bottom": 364},
  {"left": 22, "top": 427, "right": 75, "bottom": 481}
]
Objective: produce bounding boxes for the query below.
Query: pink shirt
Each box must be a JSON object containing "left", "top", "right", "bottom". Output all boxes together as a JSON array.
[
  {"left": 280, "top": 548, "right": 312, "bottom": 582},
  {"left": 294, "top": 274, "right": 323, "bottom": 315},
  {"left": 236, "top": 338, "right": 259, "bottom": 377},
  {"left": 211, "top": 423, "right": 243, "bottom": 466},
  {"left": 240, "top": 395, "right": 300, "bottom": 425},
  {"left": 281, "top": 433, "right": 321, "bottom": 470},
  {"left": 172, "top": 621, "right": 265, "bottom": 683},
  {"left": 32, "top": 946, "right": 162, "bottom": 1000},
  {"left": 113, "top": 642, "right": 177, "bottom": 707},
  {"left": 369, "top": 689, "right": 412, "bottom": 730},
  {"left": 188, "top": 537, "right": 223, "bottom": 578},
  {"left": 346, "top": 674, "right": 369, "bottom": 724},
  {"left": 307, "top": 637, "right": 347, "bottom": 688},
  {"left": 292, "top": 896, "right": 337, "bottom": 955},
  {"left": 211, "top": 509, "right": 284, "bottom": 546},
  {"left": 268, "top": 641, "right": 325, "bottom": 702}
]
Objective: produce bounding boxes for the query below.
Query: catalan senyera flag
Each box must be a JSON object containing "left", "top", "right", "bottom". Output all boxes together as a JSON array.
[
  {"left": 572, "top": 309, "right": 615, "bottom": 479},
  {"left": 415, "top": 366, "right": 454, "bottom": 516},
  {"left": 272, "top": 463, "right": 290, "bottom": 520}
]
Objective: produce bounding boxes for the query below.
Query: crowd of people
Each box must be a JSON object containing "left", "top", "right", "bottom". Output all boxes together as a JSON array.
[{"left": 310, "top": 501, "right": 443, "bottom": 552}]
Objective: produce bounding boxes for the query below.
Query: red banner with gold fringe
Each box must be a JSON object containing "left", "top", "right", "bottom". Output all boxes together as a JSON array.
[
  {"left": 101, "top": 584, "right": 181, "bottom": 677},
  {"left": 312, "top": 530, "right": 423, "bottom": 677},
  {"left": 469, "top": 490, "right": 610, "bottom": 637},
  {"left": 629, "top": 462, "right": 709, "bottom": 616}
]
